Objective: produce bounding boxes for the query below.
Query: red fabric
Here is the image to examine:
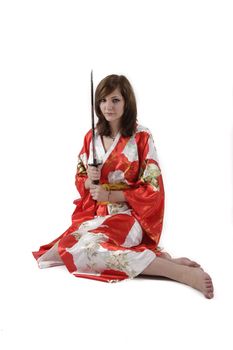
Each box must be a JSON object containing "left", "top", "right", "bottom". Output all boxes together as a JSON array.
[{"left": 32, "top": 126, "right": 165, "bottom": 282}]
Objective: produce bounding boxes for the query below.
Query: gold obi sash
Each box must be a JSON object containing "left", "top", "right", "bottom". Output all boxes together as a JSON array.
[{"left": 97, "top": 182, "right": 130, "bottom": 205}]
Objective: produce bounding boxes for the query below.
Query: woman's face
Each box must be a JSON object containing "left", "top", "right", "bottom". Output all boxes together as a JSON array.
[{"left": 99, "top": 88, "right": 125, "bottom": 124}]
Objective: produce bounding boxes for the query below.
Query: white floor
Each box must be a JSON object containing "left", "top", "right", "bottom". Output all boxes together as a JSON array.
[{"left": 1, "top": 235, "right": 233, "bottom": 350}]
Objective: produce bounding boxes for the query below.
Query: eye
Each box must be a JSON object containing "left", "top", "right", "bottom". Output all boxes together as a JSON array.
[
  {"left": 100, "top": 98, "right": 106, "bottom": 103},
  {"left": 112, "top": 98, "right": 120, "bottom": 103}
]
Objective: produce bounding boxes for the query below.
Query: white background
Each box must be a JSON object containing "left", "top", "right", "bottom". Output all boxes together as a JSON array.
[{"left": 0, "top": 0, "right": 233, "bottom": 349}]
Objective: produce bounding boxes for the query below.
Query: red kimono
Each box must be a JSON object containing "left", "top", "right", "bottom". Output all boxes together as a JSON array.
[{"left": 32, "top": 124, "right": 165, "bottom": 282}]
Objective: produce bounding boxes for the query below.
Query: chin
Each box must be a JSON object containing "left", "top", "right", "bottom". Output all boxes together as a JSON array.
[{"left": 105, "top": 116, "right": 116, "bottom": 122}]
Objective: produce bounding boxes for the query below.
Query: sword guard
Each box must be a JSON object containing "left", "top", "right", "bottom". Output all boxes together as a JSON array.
[{"left": 88, "top": 162, "right": 102, "bottom": 167}]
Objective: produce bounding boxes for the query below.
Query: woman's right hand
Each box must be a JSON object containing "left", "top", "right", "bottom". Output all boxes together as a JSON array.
[{"left": 85, "top": 165, "right": 101, "bottom": 189}]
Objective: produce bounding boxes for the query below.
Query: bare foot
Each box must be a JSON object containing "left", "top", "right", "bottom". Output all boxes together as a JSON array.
[
  {"left": 172, "top": 257, "right": 200, "bottom": 268},
  {"left": 183, "top": 267, "right": 214, "bottom": 299},
  {"left": 160, "top": 252, "right": 201, "bottom": 268},
  {"left": 141, "top": 257, "right": 214, "bottom": 298}
]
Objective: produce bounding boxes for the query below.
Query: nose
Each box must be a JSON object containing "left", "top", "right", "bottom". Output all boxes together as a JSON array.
[{"left": 104, "top": 100, "right": 113, "bottom": 111}]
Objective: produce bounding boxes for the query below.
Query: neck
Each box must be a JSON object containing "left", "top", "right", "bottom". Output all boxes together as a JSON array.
[{"left": 109, "top": 120, "right": 120, "bottom": 136}]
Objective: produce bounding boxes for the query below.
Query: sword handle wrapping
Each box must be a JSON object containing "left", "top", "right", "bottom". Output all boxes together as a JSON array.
[
  {"left": 92, "top": 179, "right": 99, "bottom": 185},
  {"left": 88, "top": 162, "right": 102, "bottom": 185}
]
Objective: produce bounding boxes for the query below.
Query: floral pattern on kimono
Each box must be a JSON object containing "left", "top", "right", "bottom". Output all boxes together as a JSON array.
[{"left": 33, "top": 124, "right": 165, "bottom": 282}]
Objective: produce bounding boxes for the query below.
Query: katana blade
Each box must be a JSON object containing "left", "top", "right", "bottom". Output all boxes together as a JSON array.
[
  {"left": 91, "top": 70, "right": 96, "bottom": 165},
  {"left": 90, "top": 71, "right": 102, "bottom": 185}
]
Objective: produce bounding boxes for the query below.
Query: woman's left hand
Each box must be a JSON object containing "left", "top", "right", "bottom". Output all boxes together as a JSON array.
[{"left": 89, "top": 184, "right": 108, "bottom": 202}]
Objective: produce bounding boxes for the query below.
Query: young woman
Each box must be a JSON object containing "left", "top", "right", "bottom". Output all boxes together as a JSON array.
[{"left": 33, "top": 74, "right": 214, "bottom": 299}]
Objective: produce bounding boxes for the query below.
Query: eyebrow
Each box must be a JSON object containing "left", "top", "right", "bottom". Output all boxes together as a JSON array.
[{"left": 101, "top": 95, "right": 122, "bottom": 100}]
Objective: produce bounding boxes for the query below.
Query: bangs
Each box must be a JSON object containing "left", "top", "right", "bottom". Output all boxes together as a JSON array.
[{"left": 97, "top": 79, "right": 121, "bottom": 101}]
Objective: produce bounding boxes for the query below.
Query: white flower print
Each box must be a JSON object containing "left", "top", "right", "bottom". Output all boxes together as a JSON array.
[
  {"left": 108, "top": 170, "right": 125, "bottom": 184},
  {"left": 72, "top": 231, "right": 82, "bottom": 241},
  {"left": 105, "top": 251, "right": 137, "bottom": 278},
  {"left": 136, "top": 125, "right": 150, "bottom": 133},
  {"left": 122, "top": 137, "right": 138, "bottom": 162},
  {"left": 107, "top": 203, "right": 130, "bottom": 215},
  {"left": 146, "top": 134, "right": 159, "bottom": 162}
]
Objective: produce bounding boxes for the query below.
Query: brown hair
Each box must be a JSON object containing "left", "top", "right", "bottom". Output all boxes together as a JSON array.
[{"left": 95, "top": 74, "right": 137, "bottom": 137}]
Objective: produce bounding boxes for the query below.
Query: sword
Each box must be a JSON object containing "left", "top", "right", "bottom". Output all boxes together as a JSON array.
[{"left": 89, "top": 70, "right": 101, "bottom": 184}]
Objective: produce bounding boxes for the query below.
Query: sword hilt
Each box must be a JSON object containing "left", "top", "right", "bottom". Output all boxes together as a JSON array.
[{"left": 88, "top": 162, "right": 102, "bottom": 185}]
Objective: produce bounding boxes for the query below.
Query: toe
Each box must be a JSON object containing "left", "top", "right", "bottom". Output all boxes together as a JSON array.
[{"left": 205, "top": 290, "right": 214, "bottom": 299}]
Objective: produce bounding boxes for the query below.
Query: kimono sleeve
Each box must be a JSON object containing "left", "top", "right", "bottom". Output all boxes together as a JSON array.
[
  {"left": 75, "top": 130, "right": 92, "bottom": 198},
  {"left": 123, "top": 130, "right": 165, "bottom": 245}
]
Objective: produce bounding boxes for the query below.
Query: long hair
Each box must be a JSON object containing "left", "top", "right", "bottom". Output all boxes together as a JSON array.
[{"left": 95, "top": 74, "right": 137, "bottom": 137}]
